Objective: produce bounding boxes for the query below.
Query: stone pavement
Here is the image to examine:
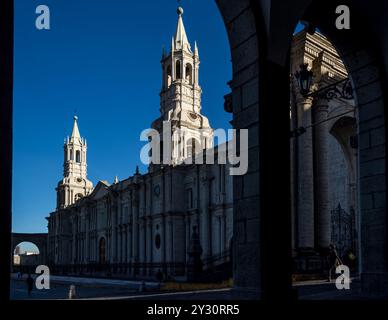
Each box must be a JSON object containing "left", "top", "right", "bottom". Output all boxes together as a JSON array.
[
  {"left": 11, "top": 273, "right": 388, "bottom": 300},
  {"left": 10, "top": 273, "right": 158, "bottom": 300},
  {"left": 11, "top": 272, "right": 159, "bottom": 287}
]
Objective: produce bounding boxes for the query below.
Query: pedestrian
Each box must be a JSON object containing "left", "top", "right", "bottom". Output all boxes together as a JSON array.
[
  {"left": 327, "top": 244, "right": 342, "bottom": 282},
  {"left": 26, "top": 274, "right": 34, "bottom": 297},
  {"left": 156, "top": 269, "right": 163, "bottom": 289}
]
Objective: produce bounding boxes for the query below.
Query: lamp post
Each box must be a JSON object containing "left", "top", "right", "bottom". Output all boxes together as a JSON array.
[
  {"left": 295, "top": 63, "right": 314, "bottom": 96},
  {"left": 290, "top": 63, "right": 355, "bottom": 138},
  {"left": 294, "top": 63, "right": 354, "bottom": 101}
]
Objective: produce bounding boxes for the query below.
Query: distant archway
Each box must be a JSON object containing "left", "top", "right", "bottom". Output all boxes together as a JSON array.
[{"left": 11, "top": 233, "right": 48, "bottom": 271}]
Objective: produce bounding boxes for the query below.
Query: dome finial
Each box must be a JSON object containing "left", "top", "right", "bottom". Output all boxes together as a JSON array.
[{"left": 177, "top": 6, "right": 183, "bottom": 16}]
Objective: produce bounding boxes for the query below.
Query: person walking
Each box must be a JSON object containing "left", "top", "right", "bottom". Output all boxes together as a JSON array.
[
  {"left": 156, "top": 269, "right": 163, "bottom": 289},
  {"left": 26, "top": 274, "right": 34, "bottom": 297},
  {"left": 327, "top": 244, "right": 342, "bottom": 282}
]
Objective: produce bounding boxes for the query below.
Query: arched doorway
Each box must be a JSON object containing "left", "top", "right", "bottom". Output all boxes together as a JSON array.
[
  {"left": 12, "top": 241, "right": 41, "bottom": 274},
  {"left": 99, "top": 237, "right": 106, "bottom": 264},
  {"left": 289, "top": 26, "right": 360, "bottom": 280},
  {"left": 217, "top": 0, "right": 388, "bottom": 299},
  {"left": 11, "top": 233, "right": 48, "bottom": 271}
]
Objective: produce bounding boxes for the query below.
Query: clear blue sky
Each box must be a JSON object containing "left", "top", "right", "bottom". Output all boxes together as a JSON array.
[{"left": 13, "top": 0, "right": 232, "bottom": 233}]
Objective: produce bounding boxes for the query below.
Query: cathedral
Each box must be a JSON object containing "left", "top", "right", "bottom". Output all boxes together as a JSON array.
[
  {"left": 46, "top": 7, "right": 358, "bottom": 282},
  {"left": 46, "top": 7, "right": 233, "bottom": 280}
]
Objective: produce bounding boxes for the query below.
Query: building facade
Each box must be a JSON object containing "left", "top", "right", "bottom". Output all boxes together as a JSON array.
[
  {"left": 290, "top": 30, "right": 358, "bottom": 274},
  {"left": 46, "top": 8, "right": 358, "bottom": 281},
  {"left": 47, "top": 8, "right": 233, "bottom": 280}
]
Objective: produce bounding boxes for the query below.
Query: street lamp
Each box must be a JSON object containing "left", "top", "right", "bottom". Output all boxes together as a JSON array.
[
  {"left": 295, "top": 63, "right": 314, "bottom": 96},
  {"left": 290, "top": 64, "right": 355, "bottom": 138},
  {"left": 294, "top": 63, "right": 354, "bottom": 101}
]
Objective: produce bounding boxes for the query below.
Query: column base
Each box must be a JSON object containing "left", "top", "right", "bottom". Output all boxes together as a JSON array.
[{"left": 293, "top": 247, "right": 327, "bottom": 280}]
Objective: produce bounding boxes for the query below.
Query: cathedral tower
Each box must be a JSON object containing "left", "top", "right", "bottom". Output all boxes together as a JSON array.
[
  {"left": 152, "top": 7, "right": 213, "bottom": 165},
  {"left": 56, "top": 116, "right": 93, "bottom": 209}
]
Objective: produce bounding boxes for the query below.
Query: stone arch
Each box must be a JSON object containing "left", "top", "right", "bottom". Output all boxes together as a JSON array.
[
  {"left": 216, "top": 0, "right": 388, "bottom": 298},
  {"left": 216, "top": 0, "right": 262, "bottom": 297},
  {"left": 76, "top": 150, "right": 81, "bottom": 163},
  {"left": 329, "top": 116, "right": 357, "bottom": 183},
  {"left": 293, "top": 0, "right": 388, "bottom": 295},
  {"left": 11, "top": 233, "right": 48, "bottom": 269},
  {"left": 175, "top": 60, "right": 182, "bottom": 79},
  {"left": 185, "top": 63, "right": 193, "bottom": 84},
  {"left": 329, "top": 116, "right": 358, "bottom": 260},
  {"left": 186, "top": 137, "right": 201, "bottom": 158}
]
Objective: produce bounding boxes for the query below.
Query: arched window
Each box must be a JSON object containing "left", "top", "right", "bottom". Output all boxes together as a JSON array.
[
  {"left": 70, "top": 149, "right": 73, "bottom": 161},
  {"left": 185, "top": 64, "right": 193, "bottom": 84},
  {"left": 166, "top": 65, "right": 172, "bottom": 87},
  {"left": 187, "top": 138, "right": 201, "bottom": 159},
  {"left": 99, "top": 238, "right": 106, "bottom": 264},
  {"left": 76, "top": 150, "right": 81, "bottom": 163},
  {"left": 176, "top": 60, "right": 181, "bottom": 79},
  {"left": 155, "top": 234, "right": 161, "bottom": 249}
]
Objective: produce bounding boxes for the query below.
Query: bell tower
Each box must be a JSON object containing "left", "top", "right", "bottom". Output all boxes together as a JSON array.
[
  {"left": 152, "top": 6, "right": 213, "bottom": 165},
  {"left": 56, "top": 116, "right": 93, "bottom": 209}
]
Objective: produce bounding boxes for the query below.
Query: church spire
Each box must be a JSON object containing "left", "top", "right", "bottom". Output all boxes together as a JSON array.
[
  {"left": 57, "top": 116, "right": 93, "bottom": 209},
  {"left": 70, "top": 115, "right": 81, "bottom": 144},
  {"left": 153, "top": 5, "right": 213, "bottom": 166},
  {"left": 174, "top": 7, "right": 191, "bottom": 51}
]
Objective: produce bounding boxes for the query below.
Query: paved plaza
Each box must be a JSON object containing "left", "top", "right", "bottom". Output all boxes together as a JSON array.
[{"left": 10, "top": 274, "right": 388, "bottom": 300}]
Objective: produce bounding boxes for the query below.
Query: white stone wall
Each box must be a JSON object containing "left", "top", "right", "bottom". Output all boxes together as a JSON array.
[{"left": 327, "top": 133, "right": 350, "bottom": 212}]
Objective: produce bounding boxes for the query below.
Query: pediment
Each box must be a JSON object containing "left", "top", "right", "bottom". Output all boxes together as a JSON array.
[{"left": 88, "top": 181, "right": 110, "bottom": 200}]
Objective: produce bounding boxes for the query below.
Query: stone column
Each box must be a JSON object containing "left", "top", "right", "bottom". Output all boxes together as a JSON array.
[
  {"left": 185, "top": 215, "right": 190, "bottom": 263},
  {"left": 139, "top": 220, "right": 145, "bottom": 262},
  {"left": 131, "top": 190, "right": 139, "bottom": 275},
  {"left": 147, "top": 220, "right": 153, "bottom": 264},
  {"left": 220, "top": 213, "right": 226, "bottom": 253},
  {"left": 112, "top": 205, "right": 117, "bottom": 262},
  {"left": 127, "top": 224, "right": 131, "bottom": 263},
  {"left": 72, "top": 218, "right": 76, "bottom": 264},
  {"left": 117, "top": 228, "right": 121, "bottom": 263},
  {"left": 86, "top": 220, "right": 90, "bottom": 264},
  {"left": 166, "top": 217, "right": 172, "bottom": 262},
  {"left": 200, "top": 175, "right": 211, "bottom": 259},
  {"left": 313, "top": 101, "right": 330, "bottom": 249},
  {"left": 297, "top": 95, "right": 315, "bottom": 251},
  {"left": 128, "top": 223, "right": 132, "bottom": 263},
  {"left": 124, "top": 226, "right": 128, "bottom": 264},
  {"left": 161, "top": 215, "right": 166, "bottom": 264}
]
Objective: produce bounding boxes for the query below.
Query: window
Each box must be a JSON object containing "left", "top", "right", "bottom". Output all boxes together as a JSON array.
[
  {"left": 176, "top": 60, "right": 181, "bottom": 79},
  {"left": 167, "top": 65, "right": 172, "bottom": 87},
  {"left": 155, "top": 234, "right": 161, "bottom": 249},
  {"left": 70, "top": 149, "right": 73, "bottom": 161},
  {"left": 187, "top": 138, "right": 200, "bottom": 159},
  {"left": 185, "top": 63, "right": 192, "bottom": 84},
  {"left": 187, "top": 188, "right": 193, "bottom": 209},
  {"left": 76, "top": 150, "right": 81, "bottom": 163}
]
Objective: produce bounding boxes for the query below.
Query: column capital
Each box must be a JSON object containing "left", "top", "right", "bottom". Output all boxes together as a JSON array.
[{"left": 295, "top": 92, "right": 314, "bottom": 106}]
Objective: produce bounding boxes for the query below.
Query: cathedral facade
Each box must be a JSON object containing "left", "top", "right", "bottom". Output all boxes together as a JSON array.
[
  {"left": 46, "top": 8, "right": 233, "bottom": 280},
  {"left": 46, "top": 8, "right": 358, "bottom": 281}
]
